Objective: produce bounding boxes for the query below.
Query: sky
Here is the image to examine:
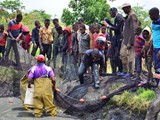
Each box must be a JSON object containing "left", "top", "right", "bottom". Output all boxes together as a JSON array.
[{"left": 3, "top": 0, "right": 160, "bottom": 19}]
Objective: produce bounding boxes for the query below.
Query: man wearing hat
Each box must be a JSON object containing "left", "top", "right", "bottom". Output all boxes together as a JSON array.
[{"left": 120, "top": 3, "right": 139, "bottom": 78}]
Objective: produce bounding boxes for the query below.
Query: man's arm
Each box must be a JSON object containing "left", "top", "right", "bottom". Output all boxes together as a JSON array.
[
  {"left": 31, "top": 28, "right": 36, "bottom": 44},
  {"left": 15, "top": 33, "right": 22, "bottom": 41},
  {"left": 50, "top": 76, "right": 56, "bottom": 88},
  {"left": 128, "top": 14, "right": 138, "bottom": 46},
  {"left": 15, "top": 23, "right": 23, "bottom": 41},
  {"left": 7, "top": 21, "right": 15, "bottom": 40},
  {"left": 48, "top": 68, "right": 56, "bottom": 89},
  {"left": 61, "top": 36, "right": 68, "bottom": 52},
  {"left": 39, "top": 28, "right": 43, "bottom": 51},
  {"left": 8, "top": 32, "right": 15, "bottom": 40},
  {"left": 110, "top": 16, "right": 124, "bottom": 32}
]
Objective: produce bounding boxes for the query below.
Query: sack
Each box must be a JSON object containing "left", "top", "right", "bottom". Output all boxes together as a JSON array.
[{"left": 24, "top": 84, "right": 34, "bottom": 107}]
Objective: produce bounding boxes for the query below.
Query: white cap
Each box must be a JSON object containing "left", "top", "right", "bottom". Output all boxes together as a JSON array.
[
  {"left": 96, "top": 36, "right": 106, "bottom": 42},
  {"left": 121, "top": 2, "right": 131, "bottom": 8}
]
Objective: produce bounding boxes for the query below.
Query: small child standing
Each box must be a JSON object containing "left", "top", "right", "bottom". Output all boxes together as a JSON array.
[
  {"left": 19, "top": 26, "right": 31, "bottom": 53},
  {"left": 92, "top": 24, "right": 100, "bottom": 49},
  {"left": 134, "top": 27, "right": 145, "bottom": 79},
  {"left": 0, "top": 24, "right": 7, "bottom": 57},
  {"left": 79, "top": 24, "right": 90, "bottom": 61},
  {"left": 142, "top": 26, "right": 153, "bottom": 82}
]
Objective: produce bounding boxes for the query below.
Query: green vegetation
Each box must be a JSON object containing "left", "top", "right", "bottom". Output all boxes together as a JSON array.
[
  {"left": 0, "top": 0, "right": 52, "bottom": 31},
  {"left": 132, "top": 5, "right": 151, "bottom": 28},
  {"left": 112, "top": 87, "right": 156, "bottom": 113},
  {"left": 61, "top": 0, "right": 111, "bottom": 25}
]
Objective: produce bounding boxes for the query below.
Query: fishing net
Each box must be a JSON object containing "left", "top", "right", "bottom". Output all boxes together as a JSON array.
[
  {"left": 54, "top": 75, "right": 140, "bottom": 117},
  {"left": 0, "top": 42, "right": 149, "bottom": 119}
]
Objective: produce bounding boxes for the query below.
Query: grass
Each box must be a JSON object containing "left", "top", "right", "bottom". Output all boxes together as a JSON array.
[{"left": 112, "top": 87, "right": 156, "bottom": 114}]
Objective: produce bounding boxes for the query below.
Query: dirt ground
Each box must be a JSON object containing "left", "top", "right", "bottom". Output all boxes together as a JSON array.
[{"left": 0, "top": 97, "right": 78, "bottom": 120}]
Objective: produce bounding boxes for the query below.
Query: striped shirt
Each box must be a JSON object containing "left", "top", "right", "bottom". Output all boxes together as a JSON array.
[
  {"left": 7, "top": 19, "right": 23, "bottom": 38},
  {"left": 134, "top": 35, "right": 145, "bottom": 56}
]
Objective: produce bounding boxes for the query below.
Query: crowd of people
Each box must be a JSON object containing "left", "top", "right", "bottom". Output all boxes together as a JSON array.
[{"left": 0, "top": 2, "right": 160, "bottom": 119}]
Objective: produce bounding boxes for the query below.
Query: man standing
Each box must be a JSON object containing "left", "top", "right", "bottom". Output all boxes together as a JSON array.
[
  {"left": 28, "top": 54, "right": 57, "bottom": 117},
  {"left": 120, "top": 3, "right": 139, "bottom": 78},
  {"left": 145, "top": 7, "right": 160, "bottom": 120},
  {"left": 31, "top": 20, "right": 41, "bottom": 56},
  {"left": 5, "top": 14, "right": 23, "bottom": 70},
  {"left": 103, "top": 7, "right": 124, "bottom": 75},
  {"left": 39, "top": 19, "right": 53, "bottom": 63},
  {"left": 52, "top": 18, "right": 60, "bottom": 67}
]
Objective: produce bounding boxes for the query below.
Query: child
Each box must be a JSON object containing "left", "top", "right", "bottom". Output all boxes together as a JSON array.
[
  {"left": 79, "top": 24, "right": 90, "bottom": 62},
  {"left": 142, "top": 26, "right": 153, "bottom": 82},
  {"left": 101, "top": 25, "right": 109, "bottom": 39},
  {"left": 89, "top": 24, "right": 95, "bottom": 49},
  {"left": 0, "top": 24, "right": 7, "bottom": 57},
  {"left": 92, "top": 24, "right": 100, "bottom": 49},
  {"left": 53, "top": 26, "right": 64, "bottom": 68},
  {"left": 134, "top": 27, "right": 145, "bottom": 79},
  {"left": 62, "top": 27, "right": 71, "bottom": 78},
  {"left": 19, "top": 26, "right": 31, "bottom": 53}
]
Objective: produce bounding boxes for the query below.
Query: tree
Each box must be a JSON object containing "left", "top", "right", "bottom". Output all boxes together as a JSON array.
[
  {"left": 61, "top": 0, "right": 110, "bottom": 25},
  {"left": 22, "top": 10, "right": 52, "bottom": 30},
  {"left": 0, "top": 0, "right": 25, "bottom": 13},
  {"left": 0, "top": 0, "right": 25, "bottom": 27},
  {"left": 132, "top": 5, "right": 151, "bottom": 28},
  {"left": 61, "top": 8, "right": 75, "bottom": 26},
  {"left": 32, "top": 10, "right": 52, "bottom": 22}
]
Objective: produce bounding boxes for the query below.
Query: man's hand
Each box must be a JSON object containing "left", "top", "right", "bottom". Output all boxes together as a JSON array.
[
  {"left": 15, "top": 37, "right": 20, "bottom": 41},
  {"left": 49, "top": 41, "right": 53, "bottom": 45},
  {"left": 33, "top": 43, "right": 37, "bottom": 47},
  {"left": 40, "top": 46, "right": 44, "bottom": 52},
  {"left": 127, "top": 43, "right": 131, "bottom": 50},
  {"left": 153, "top": 73, "right": 160, "bottom": 79},
  {"left": 28, "top": 83, "right": 31, "bottom": 88},
  {"left": 147, "top": 49, "right": 152, "bottom": 57},
  {"left": 103, "top": 21, "right": 108, "bottom": 26}
]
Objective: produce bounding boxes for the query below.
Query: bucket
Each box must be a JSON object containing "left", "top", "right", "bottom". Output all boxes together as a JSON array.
[{"left": 24, "top": 84, "right": 34, "bottom": 107}]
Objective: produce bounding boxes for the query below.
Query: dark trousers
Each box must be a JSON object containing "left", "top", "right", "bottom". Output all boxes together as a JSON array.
[
  {"left": 153, "top": 48, "right": 160, "bottom": 85},
  {"left": 78, "top": 62, "right": 100, "bottom": 85},
  {"left": 153, "top": 48, "right": 160, "bottom": 70},
  {"left": 40, "top": 43, "right": 52, "bottom": 60},
  {"left": 5, "top": 38, "right": 21, "bottom": 67},
  {"left": 31, "top": 43, "right": 40, "bottom": 56},
  {"left": 110, "top": 46, "right": 116, "bottom": 73},
  {"left": 117, "top": 39, "right": 123, "bottom": 72},
  {"left": 135, "top": 55, "right": 142, "bottom": 73},
  {"left": 53, "top": 46, "right": 59, "bottom": 68},
  {"left": 0, "top": 46, "right": 5, "bottom": 56}
]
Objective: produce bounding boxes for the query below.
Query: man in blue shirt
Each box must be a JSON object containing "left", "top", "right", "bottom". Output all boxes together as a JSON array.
[
  {"left": 145, "top": 7, "right": 160, "bottom": 120},
  {"left": 31, "top": 20, "right": 41, "bottom": 56},
  {"left": 149, "top": 7, "right": 160, "bottom": 71}
]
